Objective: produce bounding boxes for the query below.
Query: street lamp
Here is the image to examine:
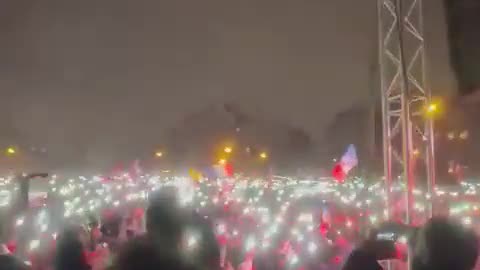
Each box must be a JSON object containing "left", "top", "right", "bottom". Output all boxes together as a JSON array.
[
  {"left": 224, "top": 147, "right": 232, "bottom": 154},
  {"left": 155, "top": 151, "right": 163, "bottom": 158},
  {"left": 426, "top": 103, "right": 438, "bottom": 114},
  {"left": 6, "top": 147, "right": 16, "bottom": 156},
  {"left": 259, "top": 152, "right": 268, "bottom": 160},
  {"left": 218, "top": 159, "right": 227, "bottom": 165},
  {"left": 425, "top": 100, "right": 442, "bottom": 118}
]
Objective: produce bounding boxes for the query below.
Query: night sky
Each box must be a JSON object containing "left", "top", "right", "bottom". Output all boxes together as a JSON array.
[{"left": 0, "top": 0, "right": 455, "bottom": 163}]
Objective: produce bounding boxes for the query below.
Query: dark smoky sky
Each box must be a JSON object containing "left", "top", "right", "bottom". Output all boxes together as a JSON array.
[{"left": 0, "top": 0, "right": 455, "bottom": 162}]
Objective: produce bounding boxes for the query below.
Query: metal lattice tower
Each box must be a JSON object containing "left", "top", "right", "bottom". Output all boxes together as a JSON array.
[{"left": 377, "top": 0, "right": 436, "bottom": 224}]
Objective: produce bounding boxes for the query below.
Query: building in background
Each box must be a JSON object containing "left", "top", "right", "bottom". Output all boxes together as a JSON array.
[
  {"left": 435, "top": 95, "right": 480, "bottom": 181},
  {"left": 438, "top": 0, "right": 480, "bottom": 181},
  {"left": 163, "top": 103, "right": 315, "bottom": 175},
  {"left": 325, "top": 96, "right": 480, "bottom": 184}
]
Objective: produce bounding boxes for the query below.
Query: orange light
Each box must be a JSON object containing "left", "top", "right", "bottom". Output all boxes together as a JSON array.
[
  {"left": 259, "top": 152, "right": 268, "bottom": 159},
  {"left": 218, "top": 159, "right": 227, "bottom": 165},
  {"left": 155, "top": 151, "right": 163, "bottom": 158},
  {"left": 224, "top": 147, "right": 232, "bottom": 153}
]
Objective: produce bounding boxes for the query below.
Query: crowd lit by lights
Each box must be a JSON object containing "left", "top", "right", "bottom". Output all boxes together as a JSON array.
[{"left": 1, "top": 173, "right": 480, "bottom": 266}]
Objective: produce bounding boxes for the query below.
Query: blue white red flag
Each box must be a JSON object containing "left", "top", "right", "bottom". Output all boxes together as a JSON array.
[
  {"left": 340, "top": 144, "right": 358, "bottom": 174},
  {"left": 332, "top": 144, "right": 358, "bottom": 183}
]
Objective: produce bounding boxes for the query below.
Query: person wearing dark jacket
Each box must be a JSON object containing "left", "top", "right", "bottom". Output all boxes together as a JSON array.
[
  {"left": 114, "top": 236, "right": 196, "bottom": 270},
  {"left": 342, "top": 217, "right": 478, "bottom": 270},
  {"left": 54, "top": 226, "right": 91, "bottom": 270}
]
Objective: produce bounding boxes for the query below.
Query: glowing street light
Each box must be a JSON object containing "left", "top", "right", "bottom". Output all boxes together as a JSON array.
[
  {"left": 425, "top": 100, "right": 442, "bottom": 118},
  {"left": 224, "top": 147, "right": 232, "bottom": 153},
  {"left": 218, "top": 159, "right": 227, "bottom": 165},
  {"left": 6, "top": 147, "right": 16, "bottom": 156},
  {"left": 426, "top": 103, "right": 438, "bottom": 114},
  {"left": 155, "top": 151, "right": 163, "bottom": 158},
  {"left": 259, "top": 152, "right": 268, "bottom": 160}
]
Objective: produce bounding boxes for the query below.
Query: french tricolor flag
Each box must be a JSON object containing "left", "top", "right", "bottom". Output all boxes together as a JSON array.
[
  {"left": 205, "top": 163, "right": 234, "bottom": 179},
  {"left": 332, "top": 144, "right": 358, "bottom": 183}
]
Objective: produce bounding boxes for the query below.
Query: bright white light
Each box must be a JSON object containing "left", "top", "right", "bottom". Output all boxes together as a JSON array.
[
  {"left": 308, "top": 242, "right": 317, "bottom": 253},
  {"left": 377, "top": 232, "right": 395, "bottom": 241},
  {"left": 187, "top": 236, "right": 197, "bottom": 248},
  {"left": 29, "top": 240, "right": 40, "bottom": 251},
  {"left": 298, "top": 213, "right": 313, "bottom": 223},
  {"left": 16, "top": 218, "right": 24, "bottom": 226},
  {"left": 217, "top": 223, "right": 226, "bottom": 234},
  {"left": 397, "top": 235, "right": 408, "bottom": 244},
  {"left": 462, "top": 217, "right": 472, "bottom": 226},
  {"left": 290, "top": 254, "right": 299, "bottom": 265},
  {"left": 245, "top": 236, "right": 256, "bottom": 251}
]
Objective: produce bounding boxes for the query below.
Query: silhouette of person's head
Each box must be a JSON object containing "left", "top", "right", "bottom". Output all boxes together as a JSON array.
[
  {"left": 146, "top": 187, "right": 183, "bottom": 249},
  {"left": 187, "top": 213, "right": 221, "bottom": 270},
  {"left": 55, "top": 226, "right": 90, "bottom": 270},
  {"left": 411, "top": 217, "right": 478, "bottom": 270},
  {"left": 115, "top": 237, "right": 195, "bottom": 270}
]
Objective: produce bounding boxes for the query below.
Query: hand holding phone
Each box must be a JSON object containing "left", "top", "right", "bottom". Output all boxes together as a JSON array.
[{"left": 364, "top": 221, "right": 417, "bottom": 260}]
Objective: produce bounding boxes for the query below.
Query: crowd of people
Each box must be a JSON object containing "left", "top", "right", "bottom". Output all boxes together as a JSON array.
[{"left": 0, "top": 177, "right": 479, "bottom": 270}]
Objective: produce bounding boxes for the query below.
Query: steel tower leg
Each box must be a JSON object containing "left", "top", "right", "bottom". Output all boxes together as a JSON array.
[{"left": 377, "top": 0, "right": 436, "bottom": 225}]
